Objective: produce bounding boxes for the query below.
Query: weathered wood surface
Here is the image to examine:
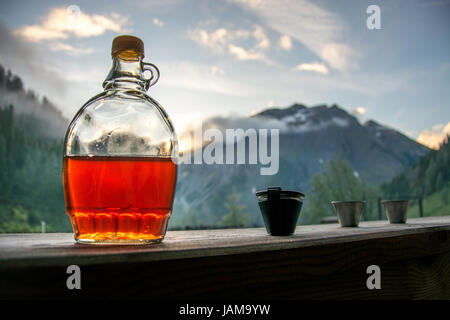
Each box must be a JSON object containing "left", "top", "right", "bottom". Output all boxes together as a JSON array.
[{"left": 0, "top": 216, "right": 449, "bottom": 299}]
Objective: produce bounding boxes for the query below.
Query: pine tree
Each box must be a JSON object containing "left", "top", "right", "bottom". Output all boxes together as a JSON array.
[
  {"left": 305, "top": 158, "right": 379, "bottom": 224},
  {"left": 0, "top": 105, "right": 68, "bottom": 233},
  {"left": 435, "top": 172, "right": 444, "bottom": 192},
  {"left": 219, "top": 187, "right": 251, "bottom": 227}
]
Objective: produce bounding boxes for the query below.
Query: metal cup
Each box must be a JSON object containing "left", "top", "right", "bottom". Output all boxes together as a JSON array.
[
  {"left": 382, "top": 200, "right": 410, "bottom": 224},
  {"left": 256, "top": 186, "right": 304, "bottom": 236},
  {"left": 331, "top": 201, "right": 365, "bottom": 227}
]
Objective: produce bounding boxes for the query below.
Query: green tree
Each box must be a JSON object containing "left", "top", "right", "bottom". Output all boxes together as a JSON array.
[
  {"left": 0, "top": 105, "right": 69, "bottom": 233},
  {"left": 382, "top": 136, "right": 450, "bottom": 205},
  {"left": 305, "top": 158, "right": 379, "bottom": 224},
  {"left": 219, "top": 187, "right": 251, "bottom": 227},
  {"left": 435, "top": 172, "right": 444, "bottom": 191},
  {"left": 169, "top": 207, "right": 207, "bottom": 230},
  {"left": 442, "top": 184, "right": 449, "bottom": 205},
  {"left": 0, "top": 205, "right": 39, "bottom": 233}
]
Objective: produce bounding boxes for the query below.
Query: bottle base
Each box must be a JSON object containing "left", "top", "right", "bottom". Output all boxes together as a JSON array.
[
  {"left": 68, "top": 210, "right": 171, "bottom": 245},
  {"left": 75, "top": 236, "right": 164, "bottom": 245}
]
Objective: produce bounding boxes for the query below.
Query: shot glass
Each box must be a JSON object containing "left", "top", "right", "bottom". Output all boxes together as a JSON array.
[
  {"left": 256, "top": 186, "right": 304, "bottom": 236},
  {"left": 382, "top": 200, "right": 410, "bottom": 224},
  {"left": 331, "top": 201, "right": 365, "bottom": 227}
]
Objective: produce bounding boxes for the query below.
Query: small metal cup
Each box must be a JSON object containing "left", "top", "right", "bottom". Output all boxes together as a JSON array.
[
  {"left": 256, "top": 186, "right": 304, "bottom": 236},
  {"left": 331, "top": 201, "right": 365, "bottom": 227},
  {"left": 382, "top": 200, "right": 410, "bottom": 224}
]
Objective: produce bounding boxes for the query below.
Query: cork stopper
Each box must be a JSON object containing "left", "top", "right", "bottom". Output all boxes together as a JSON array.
[{"left": 111, "top": 35, "right": 144, "bottom": 58}]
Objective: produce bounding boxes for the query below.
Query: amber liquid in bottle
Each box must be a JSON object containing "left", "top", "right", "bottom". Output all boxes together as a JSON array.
[{"left": 63, "top": 156, "right": 177, "bottom": 243}]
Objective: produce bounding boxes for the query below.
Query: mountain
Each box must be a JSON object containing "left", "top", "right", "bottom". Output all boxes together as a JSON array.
[
  {"left": 171, "top": 103, "right": 430, "bottom": 227},
  {"left": 253, "top": 103, "right": 429, "bottom": 183},
  {"left": 0, "top": 64, "right": 68, "bottom": 139},
  {"left": 0, "top": 65, "right": 69, "bottom": 232},
  {"left": 381, "top": 136, "right": 449, "bottom": 218},
  {"left": 0, "top": 65, "right": 433, "bottom": 231},
  {"left": 382, "top": 136, "right": 449, "bottom": 199}
]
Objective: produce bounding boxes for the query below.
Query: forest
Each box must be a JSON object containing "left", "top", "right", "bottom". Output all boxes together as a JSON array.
[
  {"left": 0, "top": 105, "right": 67, "bottom": 232},
  {"left": 304, "top": 140, "right": 449, "bottom": 225},
  {"left": 0, "top": 64, "right": 448, "bottom": 232},
  {"left": 2, "top": 102, "right": 448, "bottom": 232}
]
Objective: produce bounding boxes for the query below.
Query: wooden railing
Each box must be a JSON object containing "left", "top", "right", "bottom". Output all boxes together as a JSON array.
[{"left": 0, "top": 216, "right": 449, "bottom": 299}]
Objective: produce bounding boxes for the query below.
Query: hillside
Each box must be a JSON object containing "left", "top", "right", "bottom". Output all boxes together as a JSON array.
[
  {"left": 0, "top": 66, "right": 69, "bottom": 232},
  {"left": 171, "top": 103, "right": 430, "bottom": 228},
  {"left": 408, "top": 186, "right": 450, "bottom": 218},
  {"left": 382, "top": 137, "right": 449, "bottom": 197},
  {"left": 0, "top": 63, "right": 68, "bottom": 139},
  {"left": 0, "top": 65, "right": 437, "bottom": 231}
]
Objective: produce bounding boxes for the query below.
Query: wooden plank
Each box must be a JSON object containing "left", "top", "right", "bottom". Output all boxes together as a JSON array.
[
  {"left": 0, "top": 216, "right": 449, "bottom": 268},
  {"left": 0, "top": 216, "right": 449, "bottom": 299}
]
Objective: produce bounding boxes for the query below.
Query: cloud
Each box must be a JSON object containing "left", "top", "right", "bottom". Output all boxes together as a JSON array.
[
  {"left": 278, "top": 35, "right": 292, "bottom": 50},
  {"left": 187, "top": 24, "right": 271, "bottom": 64},
  {"left": 50, "top": 42, "right": 94, "bottom": 56},
  {"left": 228, "top": 43, "right": 268, "bottom": 62},
  {"left": 417, "top": 122, "right": 450, "bottom": 150},
  {"left": 321, "top": 43, "right": 356, "bottom": 72},
  {"left": 187, "top": 27, "right": 231, "bottom": 53},
  {"left": 158, "top": 60, "right": 255, "bottom": 96},
  {"left": 153, "top": 18, "right": 165, "bottom": 27},
  {"left": 0, "top": 21, "right": 67, "bottom": 98},
  {"left": 230, "top": 0, "right": 357, "bottom": 71},
  {"left": 253, "top": 25, "right": 270, "bottom": 49},
  {"left": 15, "top": 6, "right": 129, "bottom": 42},
  {"left": 210, "top": 66, "right": 225, "bottom": 75},
  {"left": 294, "top": 62, "right": 328, "bottom": 74},
  {"left": 354, "top": 106, "right": 366, "bottom": 115}
]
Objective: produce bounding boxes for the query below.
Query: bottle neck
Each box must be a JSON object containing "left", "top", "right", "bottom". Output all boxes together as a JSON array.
[{"left": 103, "top": 54, "right": 147, "bottom": 92}]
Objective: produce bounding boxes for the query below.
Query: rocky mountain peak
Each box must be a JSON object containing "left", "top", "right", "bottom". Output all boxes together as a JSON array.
[
  {"left": 253, "top": 103, "right": 360, "bottom": 130},
  {"left": 253, "top": 103, "right": 306, "bottom": 120}
]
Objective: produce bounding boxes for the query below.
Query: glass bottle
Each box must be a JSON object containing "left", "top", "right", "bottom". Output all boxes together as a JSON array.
[{"left": 63, "top": 35, "right": 178, "bottom": 244}]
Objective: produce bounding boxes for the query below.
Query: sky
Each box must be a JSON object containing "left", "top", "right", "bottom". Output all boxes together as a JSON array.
[{"left": 0, "top": 0, "right": 449, "bottom": 149}]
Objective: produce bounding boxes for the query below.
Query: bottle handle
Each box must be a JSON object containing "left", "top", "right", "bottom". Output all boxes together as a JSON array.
[{"left": 141, "top": 61, "right": 160, "bottom": 90}]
